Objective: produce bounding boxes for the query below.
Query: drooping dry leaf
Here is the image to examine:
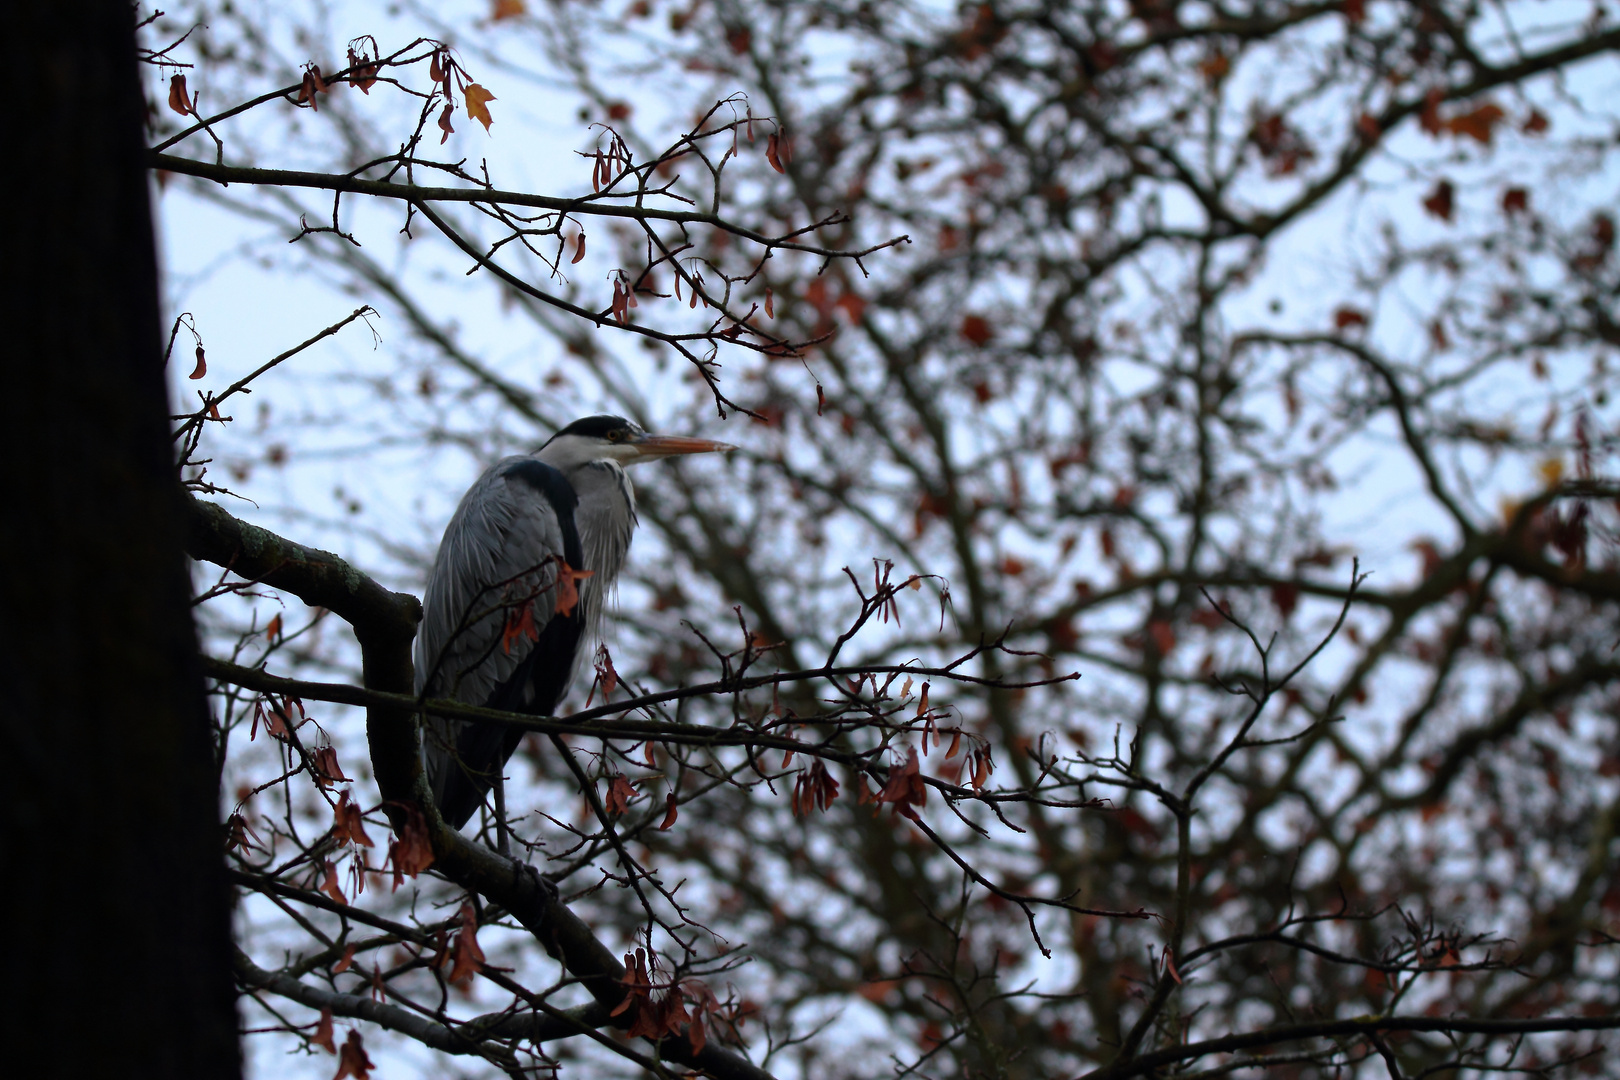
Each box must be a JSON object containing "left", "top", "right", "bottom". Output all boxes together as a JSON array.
[
  {"left": 613, "top": 948, "right": 654, "bottom": 1019},
  {"left": 332, "top": 790, "right": 372, "bottom": 847},
  {"left": 312, "top": 746, "right": 351, "bottom": 790},
  {"left": 167, "top": 74, "right": 194, "bottom": 117},
  {"left": 604, "top": 774, "right": 639, "bottom": 815},
  {"left": 437, "top": 103, "right": 455, "bottom": 144},
  {"left": 792, "top": 761, "right": 840, "bottom": 816},
  {"left": 318, "top": 860, "right": 346, "bottom": 905},
  {"left": 312, "top": 1008, "right": 336, "bottom": 1053},
  {"left": 346, "top": 49, "right": 378, "bottom": 93},
  {"left": 447, "top": 900, "right": 485, "bottom": 988},
  {"left": 464, "top": 83, "right": 496, "bottom": 132},
  {"left": 332, "top": 943, "right": 357, "bottom": 974},
  {"left": 333, "top": 1030, "right": 373, "bottom": 1080},
  {"left": 491, "top": 0, "right": 527, "bottom": 19},
  {"left": 387, "top": 802, "right": 435, "bottom": 888},
  {"left": 500, "top": 601, "right": 537, "bottom": 655},
  {"left": 224, "top": 812, "right": 262, "bottom": 853},
  {"left": 1422, "top": 179, "right": 1454, "bottom": 222},
  {"left": 597, "top": 644, "right": 617, "bottom": 697},
  {"left": 658, "top": 791, "right": 679, "bottom": 830},
  {"left": 875, "top": 748, "right": 927, "bottom": 815},
  {"left": 554, "top": 562, "right": 594, "bottom": 617},
  {"left": 571, "top": 230, "right": 586, "bottom": 263},
  {"left": 297, "top": 66, "right": 329, "bottom": 110},
  {"left": 188, "top": 345, "right": 207, "bottom": 380}
]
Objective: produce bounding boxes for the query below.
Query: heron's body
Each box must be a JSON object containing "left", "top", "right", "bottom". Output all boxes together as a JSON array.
[{"left": 414, "top": 415, "right": 732, "bottom": 828}]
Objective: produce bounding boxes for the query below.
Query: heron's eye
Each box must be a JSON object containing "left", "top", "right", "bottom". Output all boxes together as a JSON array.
[{"left": 608, "top": 430, "right": 624, "bottom": 442}]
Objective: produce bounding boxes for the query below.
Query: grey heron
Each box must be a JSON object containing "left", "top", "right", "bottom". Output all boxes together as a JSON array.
[{"left": 414, "top": 415, "right": 735, "bottom": 828}]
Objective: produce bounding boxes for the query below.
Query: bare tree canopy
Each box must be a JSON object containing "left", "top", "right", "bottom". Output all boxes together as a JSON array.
[{"left": 137, "top": 1, "right": 1620, "bottom": 1077}]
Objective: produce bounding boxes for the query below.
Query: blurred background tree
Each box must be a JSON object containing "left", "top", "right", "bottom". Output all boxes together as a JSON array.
[{"left": 150, "top": 1, "right": 1620, "bottom": 1077}]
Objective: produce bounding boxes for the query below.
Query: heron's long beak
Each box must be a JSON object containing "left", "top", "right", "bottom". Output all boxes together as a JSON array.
[{"left": 629, "top": 434, "right": 737, "bottom": 461}]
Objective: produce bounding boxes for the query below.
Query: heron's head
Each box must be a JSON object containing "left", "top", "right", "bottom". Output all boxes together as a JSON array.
[{"left": 537, "top": 415, "right": 736, "bottom": 471}]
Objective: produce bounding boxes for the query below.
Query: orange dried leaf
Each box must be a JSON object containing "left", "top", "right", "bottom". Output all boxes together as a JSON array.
[
  {"left": 464, "top": 83, "right": 496, "bottom": 132},
  {"left": 167, "top": 74, "right": 194, "bottom": 116},
  {"left": 766, "top": 131, "right": 786, "bottom": 173},
  {"left": 188, "top": 345, "right": 207, "bottom": 380},
  {"left": 332, "top": 943, "right": 357, "bottom": 974},
  {"left": 491, "top": 0, "right": 527, "bottom": 19},
  {"left": 265, "top": 614, "right": 283, "bottom": 641},
  {"left": 501, "top": 602, "right": 537, "bottom": 655},
  {"left": 1443, "top": 102, "right": 1505, "bottom": 145},
  {"left": 658, "top": 791, "right": 679, "bottom": 830},
  {"left": 571, "top": 231, "right": 586, "bottom": 263},
  {"left": 318, "top": 861, "right": 346, "bottom": 905},
  {"left": 554, "top": 562, "right": 594, "bottom": 617}
]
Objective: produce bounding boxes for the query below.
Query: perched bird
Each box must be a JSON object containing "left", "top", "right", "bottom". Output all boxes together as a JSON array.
[{"left": 414, "top": 415, "right": 735, "bottom": 828}]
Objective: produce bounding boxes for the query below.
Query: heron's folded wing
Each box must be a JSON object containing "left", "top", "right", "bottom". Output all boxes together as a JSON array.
[{"left": 414, "top": 458, "right": 580, "bottom": 815}]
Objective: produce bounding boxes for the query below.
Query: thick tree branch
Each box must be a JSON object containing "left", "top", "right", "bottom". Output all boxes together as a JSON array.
[{"left": 1084, "top": 1011, "right": 1620, "bottom": 1080}]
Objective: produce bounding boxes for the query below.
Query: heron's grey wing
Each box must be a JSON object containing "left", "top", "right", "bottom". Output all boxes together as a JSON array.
[{"left": 414, "top": 457, "right": 584, "bottom": 826}]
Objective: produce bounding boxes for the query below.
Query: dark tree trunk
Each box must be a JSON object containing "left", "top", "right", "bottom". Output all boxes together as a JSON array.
[{"left": 0, "top": 3, "right": 240, "bottom": 1074}]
